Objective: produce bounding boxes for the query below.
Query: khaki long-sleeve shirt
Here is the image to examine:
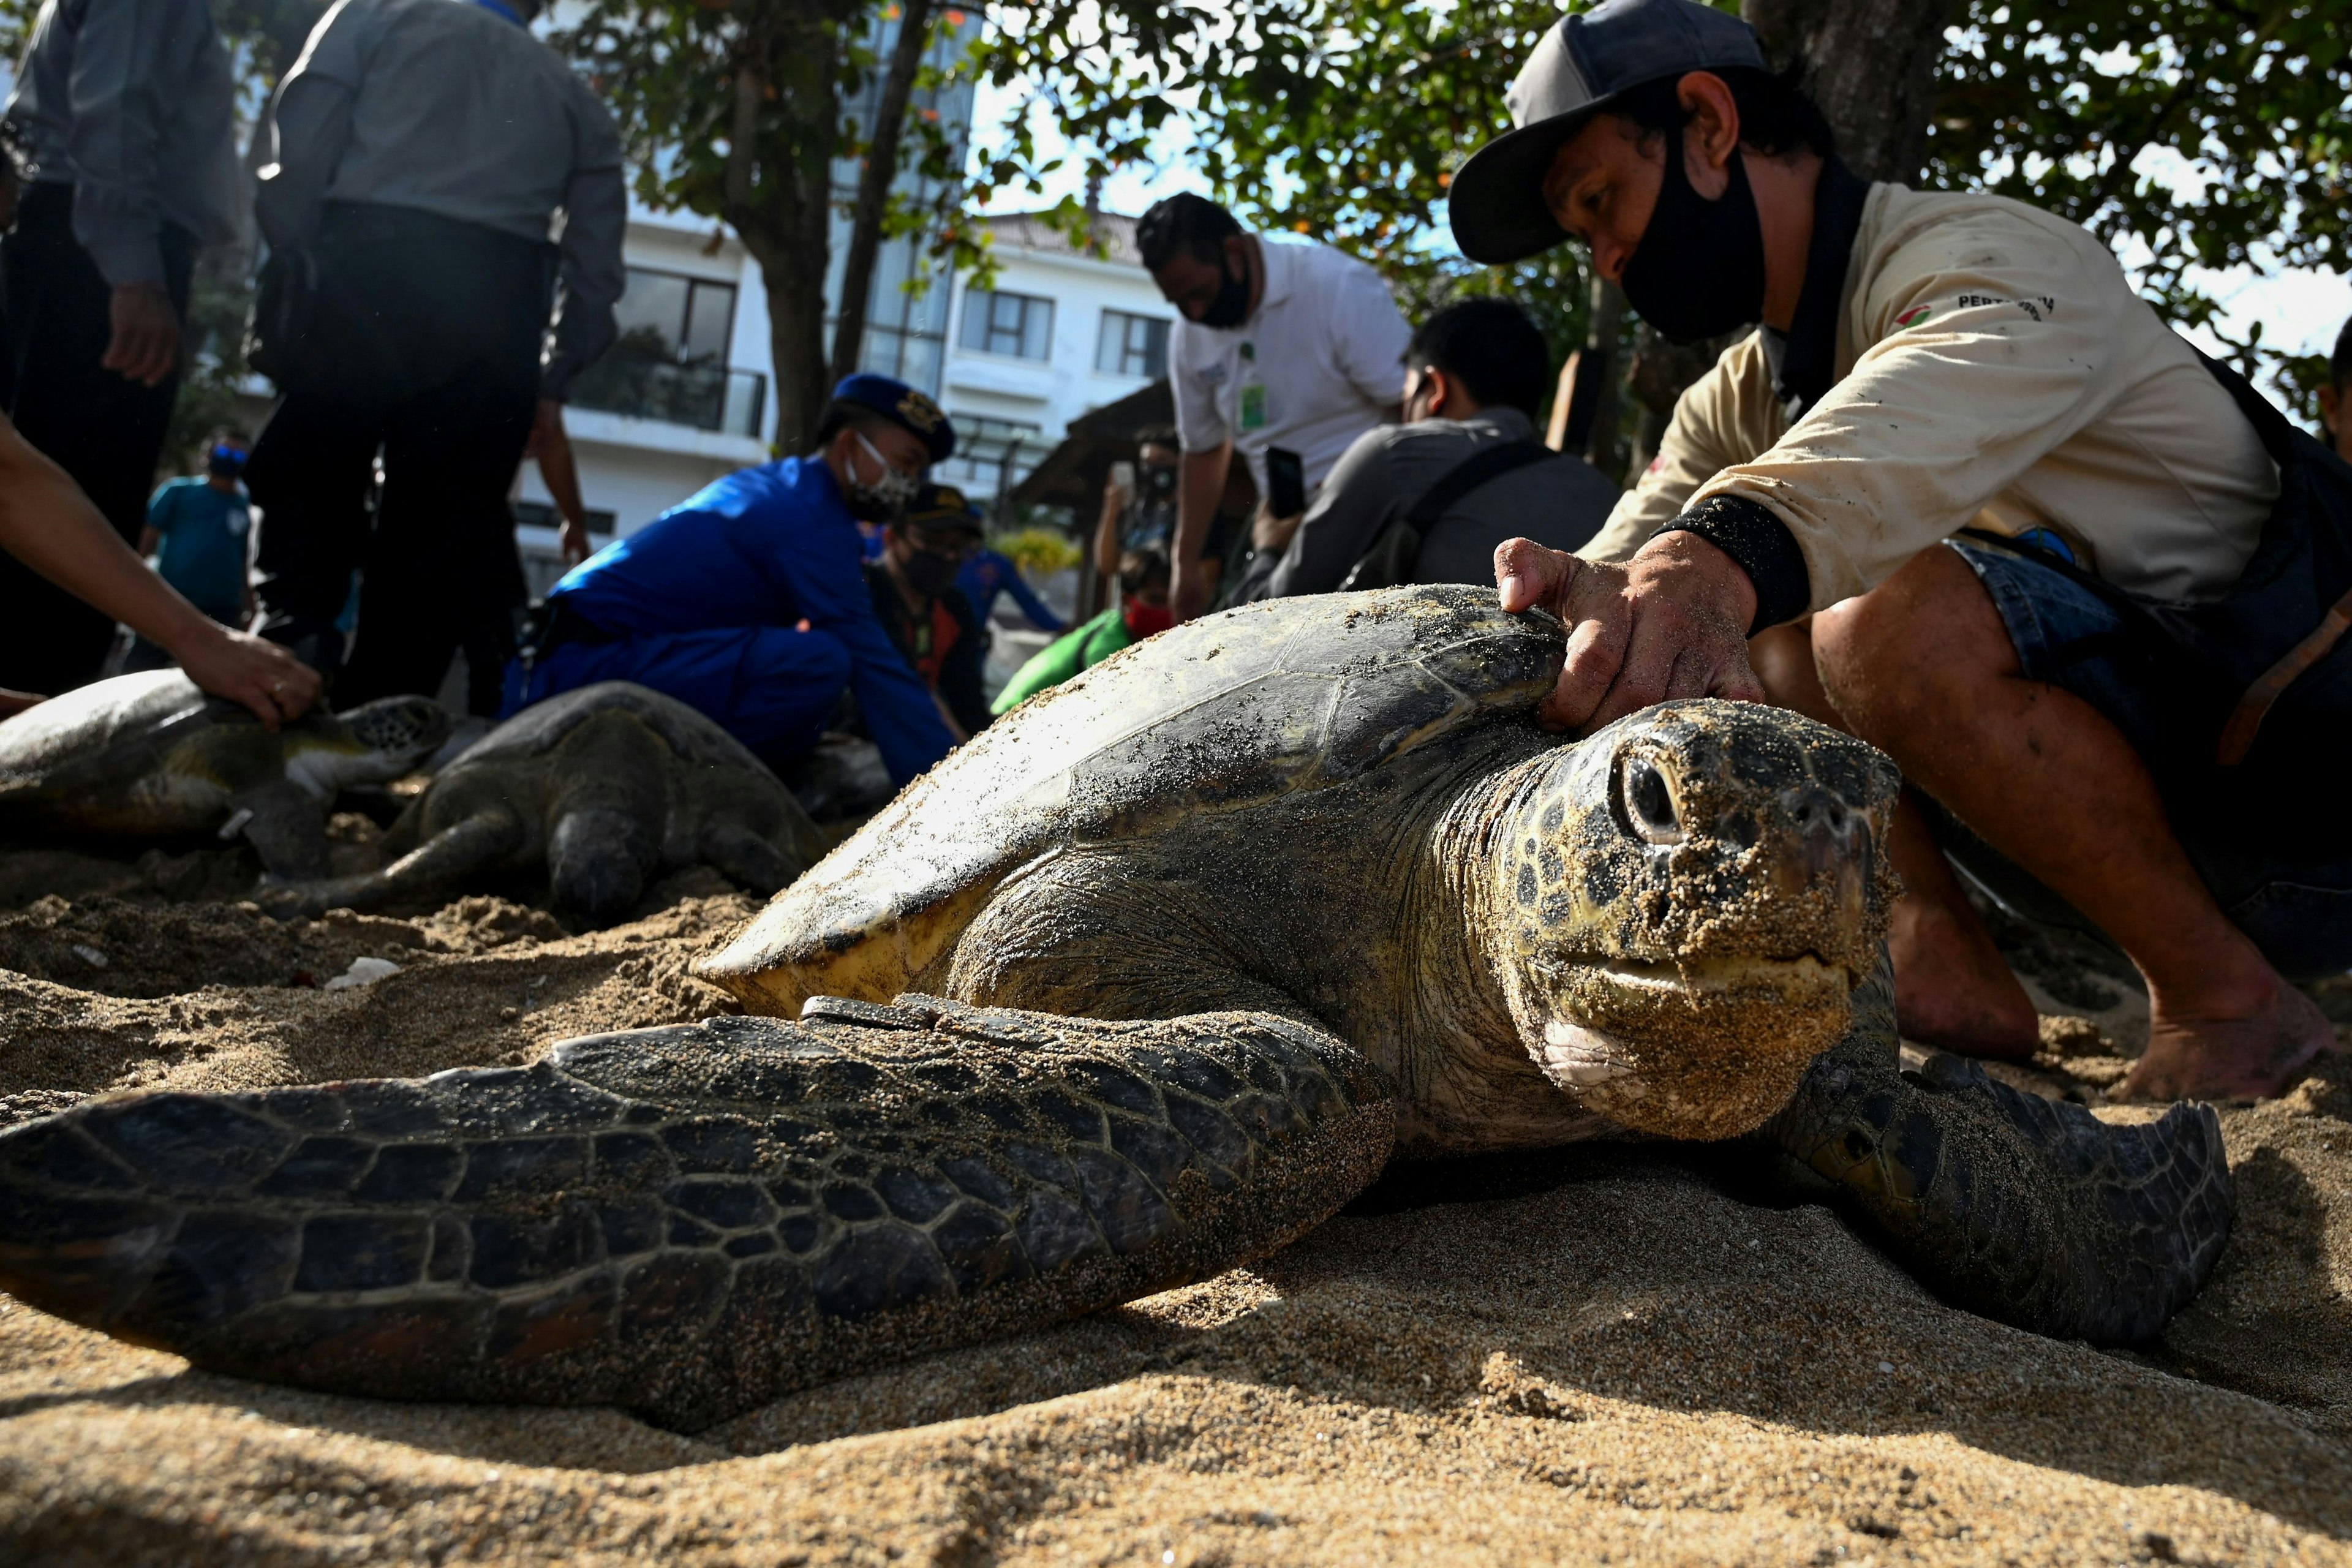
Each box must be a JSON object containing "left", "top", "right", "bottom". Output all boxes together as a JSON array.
[{"left": 1586, "top": 184, "right": 2279, "bottom": 610}]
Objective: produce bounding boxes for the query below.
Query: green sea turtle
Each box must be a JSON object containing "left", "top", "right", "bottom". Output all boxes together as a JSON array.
[
  {"left": 0, "top": 669, "right": 447, "bottom": 880},
  {"left": 0, "top": 589, "right": 2231, "bottom": 1431},
  {"left": 261, "top": 682, "right": 830, "bottom": 925}
]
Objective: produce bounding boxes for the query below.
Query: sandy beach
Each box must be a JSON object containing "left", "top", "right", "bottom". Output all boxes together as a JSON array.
[{"left": 0, "top": 840, "right": 2346, "bottom": 1565}]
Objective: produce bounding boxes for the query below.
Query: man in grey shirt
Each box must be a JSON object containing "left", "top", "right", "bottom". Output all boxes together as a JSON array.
[
  {"left": 1259, "top": 298, "right": 1617, "bottom": 598},
  {"left": 244, "top": 0, "right": 625, "bottom": 704},
  {"left": 0, "top": 0, "right": 241, "bottom": 695}
]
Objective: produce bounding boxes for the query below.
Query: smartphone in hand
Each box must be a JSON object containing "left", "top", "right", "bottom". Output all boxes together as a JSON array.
[{"left": 1265, "top": 446, "right": 1305, "bottom": 520}]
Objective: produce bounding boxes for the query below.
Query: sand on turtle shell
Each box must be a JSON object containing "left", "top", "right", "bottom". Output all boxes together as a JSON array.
[{"left": 0, "top": 851, "right": 2348, "bottom": 1564}]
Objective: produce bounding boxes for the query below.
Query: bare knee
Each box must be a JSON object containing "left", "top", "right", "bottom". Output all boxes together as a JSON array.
[
  {"left": 1815, "top": 547, "right": 2018, "bottom": 737},
  {"left": 1748, "top": 618, "right": 1847, "bottom": 729}
]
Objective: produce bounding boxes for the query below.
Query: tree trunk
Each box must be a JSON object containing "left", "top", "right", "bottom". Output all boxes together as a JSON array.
[
  {"left": 1625, "top": 325, "right": 1746, "bottom": 479},
  {"left": 828, "top": 0, "right": 937, "bottom": 388},
  {"left": 753, "top": 232, "right": 835, "bottom": 458},
  {"left": 1740, "top": 0, "right": 1956, "bottom": 183},
  {"left": 725, "top": 11, "right": 848, "bottom": 456}
]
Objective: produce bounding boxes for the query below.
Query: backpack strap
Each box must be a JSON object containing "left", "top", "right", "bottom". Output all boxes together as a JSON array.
[
  {"left": 1403, "top": 439, "right": 1555, "bottom": 531},
  {"left": 1341, "top": 439, "right": 1554, "bottom": 592}
]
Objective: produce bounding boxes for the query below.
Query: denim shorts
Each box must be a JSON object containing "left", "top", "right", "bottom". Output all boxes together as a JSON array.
[{"left": 1945, "top": 538, "right": 2352, "bottom": 978}]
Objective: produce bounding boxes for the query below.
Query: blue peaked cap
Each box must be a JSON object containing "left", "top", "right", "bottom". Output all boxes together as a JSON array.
[{"left": 829, "top": 374, "right": 956, "bottom": 462}]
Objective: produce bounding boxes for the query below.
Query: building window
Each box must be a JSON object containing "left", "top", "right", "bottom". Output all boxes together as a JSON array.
[
  {"left": 609, "top": 267, "right": 736, "bottom": 367},
  {"left": 1095, "top": 309, "right": 1169, "bottom": 379},
  {"left": 939, "top": 415, "right": 1045, "bottom": 502},
  {"left": 959, "top": 289, "right": 1055, "bottom": 361},
  {"left": 569, "top": 267, "right": 767, "bottom": 434}
]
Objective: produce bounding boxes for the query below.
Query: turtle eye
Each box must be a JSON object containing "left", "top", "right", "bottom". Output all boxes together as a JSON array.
[{"left": 1621, "top": 756, "right": 1683, "bottom": 845}]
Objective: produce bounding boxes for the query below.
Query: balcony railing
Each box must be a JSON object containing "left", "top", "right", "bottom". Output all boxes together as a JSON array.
[{"left": 568, "top": 355, "right": 767, "bottom": 438}]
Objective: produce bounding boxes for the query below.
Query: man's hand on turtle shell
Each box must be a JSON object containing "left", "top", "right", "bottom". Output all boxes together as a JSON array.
[
  {"left": 174, "top": 627, "right": 325, "bottom": 731},
  {"left": 1495, "top": 532, "right": 1765, "bottom": 734}
]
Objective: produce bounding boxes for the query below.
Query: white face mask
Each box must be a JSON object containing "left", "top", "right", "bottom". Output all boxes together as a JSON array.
[{"left": 846, "top": 430, "right": 921, "bottom": 520}]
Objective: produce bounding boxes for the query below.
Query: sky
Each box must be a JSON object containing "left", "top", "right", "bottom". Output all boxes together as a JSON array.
[{"left": 968, "top": 78, "right": 2352, "bottom": 376}]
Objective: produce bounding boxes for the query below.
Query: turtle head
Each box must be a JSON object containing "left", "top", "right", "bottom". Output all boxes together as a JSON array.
[
  {"left": 1486, "top": 699, "right": 1900, "bottom": 1140},
  {"left": 335, "top": 694, "right": 452, "bottom": 773},
  {"left": 281, "top": 695, "right": 452, "bottom": 798}
]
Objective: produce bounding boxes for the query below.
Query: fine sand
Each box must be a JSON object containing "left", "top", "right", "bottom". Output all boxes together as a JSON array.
[{"left": 0, "top": 840, "right": 2348, "bottom": 1564}]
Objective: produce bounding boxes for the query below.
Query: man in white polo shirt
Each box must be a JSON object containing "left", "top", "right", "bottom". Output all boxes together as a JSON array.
[{"left": 1138, "top": 194, "right": 1412, "bottom": 621}]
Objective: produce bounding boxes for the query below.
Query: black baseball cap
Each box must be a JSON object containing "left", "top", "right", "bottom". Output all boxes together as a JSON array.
[
  {"left": 1448, "top": 0, "right": 1766, "bottom": 265},
  {"left": 900, "top": 483, "right": 984, "bottom": 536}
]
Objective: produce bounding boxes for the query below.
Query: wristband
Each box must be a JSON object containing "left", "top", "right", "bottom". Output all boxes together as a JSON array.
[{"left": 1654, "top": 494, "right": 1811, "bottom": 633}]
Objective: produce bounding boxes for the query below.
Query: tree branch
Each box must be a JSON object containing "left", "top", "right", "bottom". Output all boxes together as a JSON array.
[
  {"left": 829, "top": 0, "right": 937, "bottom": 387},
  {"left": 723, "top": 51, "right": 764, "bottom": 221}
]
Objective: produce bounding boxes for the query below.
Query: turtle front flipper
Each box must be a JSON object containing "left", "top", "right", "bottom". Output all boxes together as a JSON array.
[
  {"left": 0, "top": 998, "right": 1395, "bottom": 1431},
  {"left": 1764, "top": 961, "right": 2233, "bottom": 1343},
  {"left": 259, "top": 809, "right": 522, "bottom": 919}
]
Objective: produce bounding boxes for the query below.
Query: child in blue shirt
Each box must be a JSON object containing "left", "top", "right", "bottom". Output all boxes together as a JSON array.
[{"left": 139, "top": 431, "right": 254, "bottom": 627}]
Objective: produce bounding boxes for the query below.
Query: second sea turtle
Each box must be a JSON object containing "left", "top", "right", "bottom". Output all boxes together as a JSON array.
[
  {"left": 0, "top": 669, "right": 448, "bottom": 879},
  {"left": 262, "top": 681, "right": 830, "bottom": 925}
]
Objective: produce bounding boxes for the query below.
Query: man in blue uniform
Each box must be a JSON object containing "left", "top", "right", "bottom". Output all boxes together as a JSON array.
[
  {"left": 506, "top": 375, "right": 959, "bottom": 786},
  {"left": 956, "top": 544, "right": 1066, "bottom": 638},
  {"left": 125, "top": 426, "right": 254, "bottom": 673}
]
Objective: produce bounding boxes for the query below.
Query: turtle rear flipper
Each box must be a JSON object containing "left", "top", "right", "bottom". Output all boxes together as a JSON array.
[
  {"left": 1767, "top": 967, "right": 2232, "bottom": 1343},
  {"left": 0, "top": 999, "right": 1395, "bottom": 1431}
]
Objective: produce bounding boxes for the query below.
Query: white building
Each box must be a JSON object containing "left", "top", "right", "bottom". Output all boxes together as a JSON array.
[
  {"left": 929, "top": 209, "right": 1172, "bottom": 510},
  {"left": 522, "top": 203, "right": 1172, "bottom": 598},
  {"left": 509, "top": 207, "right": 777, "bottom": 589}
]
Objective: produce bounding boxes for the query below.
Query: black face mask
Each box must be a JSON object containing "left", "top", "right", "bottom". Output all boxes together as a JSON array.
[
  {"left": 1197, "top": 247, "right": 1253, "bottom": 330},
  {"left": 899, "top": 546, "right": 963, "bottom": 598},
  {"left": 1618, "top": 123, "right": 1766, "bottom": 345}
]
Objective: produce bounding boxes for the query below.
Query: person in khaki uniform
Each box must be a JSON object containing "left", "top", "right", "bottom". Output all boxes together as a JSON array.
[
  {"left": 1586, "top": 189, "right": 2277, "bottom": 603},
  {"left": 1447, "top": 0, "right": 2343, "bottom": 1102}
]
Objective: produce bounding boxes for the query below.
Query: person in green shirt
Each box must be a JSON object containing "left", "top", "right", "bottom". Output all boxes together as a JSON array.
[{"left": 992, "top": 548, "right": 1170, "bottom": 715}]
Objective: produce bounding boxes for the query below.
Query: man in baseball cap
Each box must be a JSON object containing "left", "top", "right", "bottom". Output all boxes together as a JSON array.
[
  {"left": 1455, "top": 0, "right": 2342, "bottom": 1102},
  {"left": 506, "top": 374, "right": 967, "bottom": 788},
  {"left": 864, "top": 482, "right": 993, "bottom": 741}
]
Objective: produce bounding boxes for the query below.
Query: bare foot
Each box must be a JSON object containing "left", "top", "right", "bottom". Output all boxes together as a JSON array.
[
  {"left": 1889, "top": 892, "right": 2040, "bottom": 1060},
  {"left": 2118, "top": 978, "right": 2338, "bottom": 1102}
]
